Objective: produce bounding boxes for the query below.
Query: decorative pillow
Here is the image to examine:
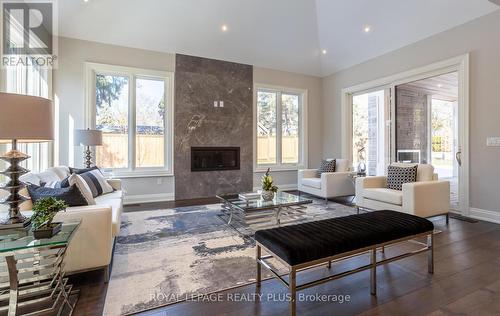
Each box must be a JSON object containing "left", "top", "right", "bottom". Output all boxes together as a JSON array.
[
  {"left": 67, "top": 174, "right": 96, "bottom": 205},
  {"left": 77, "top": 169, "right": 114, "bottom": 198},
  {"left": 69, "top": 166, "right": 100, "bottom": 175},
  {"left": 316, "top": 159, "right": 336, "bottom": 177},
  {"left": 27, "top": 184, "right": 88, "bottom": 207},
  {"left": 386, "top": 165, "right": 418, "bottom": 190},
  {"left": 42, "top": 177, "right": 69, "bottom": 189}
]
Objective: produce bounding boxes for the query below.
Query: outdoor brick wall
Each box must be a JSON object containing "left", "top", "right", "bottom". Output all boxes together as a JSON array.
[{"left": 396, "top": 88, "right": 428, "bottom": 164}]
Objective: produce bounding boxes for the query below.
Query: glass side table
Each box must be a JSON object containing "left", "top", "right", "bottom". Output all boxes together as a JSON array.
[
  {"left": 0, "top": 221, "right": 81, "bottom": 316},
  {"left": 348, "top": 173, "right": 366, "bottom": 207}
]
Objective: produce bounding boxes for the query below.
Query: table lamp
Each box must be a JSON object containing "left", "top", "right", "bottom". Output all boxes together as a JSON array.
[
  {"left": 74, "top": 129, "right": 102, "bottom": 168},
  {"left": 0, "top": 92, "right": 54, "bottom": 228}
]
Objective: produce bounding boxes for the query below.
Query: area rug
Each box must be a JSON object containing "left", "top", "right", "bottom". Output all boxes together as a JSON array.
[{"left": 103, "top": 198, "right": 356, "bottom": 315}]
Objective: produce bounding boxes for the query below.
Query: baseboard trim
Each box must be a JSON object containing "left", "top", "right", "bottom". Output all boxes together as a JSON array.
[
  {"left": 469, "top": 208, "right": 500, "bottom": 224},
  {"left": 123, "top": 193, "right": 175, "bottom": 205},
  {"left": 252, "top": 183, "right": 298, "bottom": 192}
]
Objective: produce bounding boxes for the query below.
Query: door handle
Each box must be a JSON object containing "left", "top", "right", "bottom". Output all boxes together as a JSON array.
[{"left": 455, "top": 151, "right": 462, "bottom": 166}]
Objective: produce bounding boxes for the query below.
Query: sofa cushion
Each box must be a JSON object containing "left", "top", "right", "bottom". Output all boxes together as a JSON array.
[
  {"left": 70, "top": 166, "right": 99, "bottom": 175},
  {"left": 48, "top": 166, "right": 71, "bottom": 179},
  {"left": 35, "top": 170, "right": 60, "bottom": 184},
  {"left": 68, "top": 174, "right": 95, "bottom": 205},
  {"left": 391, "top": 163, "right": 435, "bottom": 182},
  {"left": 95, "top": 190, "right": 122, "bottom": 200},
  {"left": 364, "top": 188, "right": 403, "bottom": 205},
  {"left": 95, "top": 194, "right": 123, "bottom": 236},
  {"left": 77, "top": 169, "right": 114, "bottom": 198},
  {"left": 335, "top": 159, "right": 349, "bottom": 172},
  {"left": 387, "top": 165, "right": 418, "bottom": 190},
  {"left": 301, "top": 178, "right": 322, "bottom": 189},
  {"left": 27, "top": 184, "right": 88, "bottom": 207},
  {"left": 316, "top": 159, "right": 336, "bottom": 177},
  {"left": 19, "top": 173, "right": 42, "bottom": 186}
]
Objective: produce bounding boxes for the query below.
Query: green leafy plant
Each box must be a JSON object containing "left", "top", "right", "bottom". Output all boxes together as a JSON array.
[
  {"left": 31, "top": 198, "right": 68, "bottom": 229},
  {"left": 261, "top": 168, "right": 278, "bottom": 193}
]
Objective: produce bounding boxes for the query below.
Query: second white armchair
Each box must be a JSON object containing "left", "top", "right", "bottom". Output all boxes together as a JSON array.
[{"left": 298, "top": 159, "right": 355, "bottom": 203}]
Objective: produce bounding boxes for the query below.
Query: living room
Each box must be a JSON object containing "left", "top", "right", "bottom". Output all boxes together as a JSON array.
[{"left": 0, "top": 1, "right": 499, "bottom": 315}]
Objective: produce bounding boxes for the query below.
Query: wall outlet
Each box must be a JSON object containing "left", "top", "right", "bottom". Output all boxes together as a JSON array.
[
  {"left": 486, "top": 137, "right": 500, "bottom": 147},
  {"left": 213, "top": 101, "right": 218, "bottom": 107},
  {"left": 219, "top": 101, "right": 224, "bottom": 108}
]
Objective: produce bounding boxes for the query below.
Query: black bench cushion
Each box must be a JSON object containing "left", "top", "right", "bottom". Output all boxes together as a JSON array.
[{"left": 255, "top": 210, "right": 434, "bottom": 266}]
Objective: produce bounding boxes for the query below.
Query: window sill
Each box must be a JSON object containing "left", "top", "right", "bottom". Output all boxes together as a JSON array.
[
  {"left": 103, "top": 170, "right": 174, "bottom": 179},
  {"left": 254, "top": 167, "right": 303, "bottom": 173}
]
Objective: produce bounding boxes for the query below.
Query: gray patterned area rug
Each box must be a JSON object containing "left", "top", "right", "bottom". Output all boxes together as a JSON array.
[{"left": 103, "top": 197, "right": 356, "bottom": 315}]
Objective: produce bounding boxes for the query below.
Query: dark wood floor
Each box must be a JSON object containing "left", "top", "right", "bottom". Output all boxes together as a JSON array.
[{"left": 71, "top": 198, "right": 500, "bottom": 316}]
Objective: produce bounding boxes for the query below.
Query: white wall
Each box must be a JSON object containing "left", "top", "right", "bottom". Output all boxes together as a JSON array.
[
  {"left": 322, "top": 10, "right": 500, "bottom": 216},
  {"left": 54, "top": 37, "right": 176, "bottom": 203},
  {"left": 54, "top": 37, "right": 323, "bottom": 201},
  {"left": 253, "top": 67, "right": 323, "bottom": 189}
]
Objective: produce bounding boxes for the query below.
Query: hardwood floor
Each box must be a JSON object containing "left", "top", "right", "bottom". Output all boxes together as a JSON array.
[{"left": 71, "top": 199, "right": 500, "bottom": 316}]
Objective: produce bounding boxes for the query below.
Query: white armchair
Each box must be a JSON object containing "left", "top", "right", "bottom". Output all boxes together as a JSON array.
[
  {"left": 355, "top": 163, "right": 450, "bottom": 222},
  {"left": 298, "top": 159, "right": 355, "bottom": 203}
]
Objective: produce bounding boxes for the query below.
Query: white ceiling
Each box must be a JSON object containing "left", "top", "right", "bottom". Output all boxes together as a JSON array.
[{"left": 58, "top": 0, "right": 499, "bottom": 77}]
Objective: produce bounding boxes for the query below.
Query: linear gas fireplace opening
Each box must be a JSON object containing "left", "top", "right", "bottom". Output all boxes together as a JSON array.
[{"left": 191, "top": 147, "right": 240, "bottom": 172}]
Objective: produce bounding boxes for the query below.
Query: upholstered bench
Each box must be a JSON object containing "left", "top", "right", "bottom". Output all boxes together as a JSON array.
[{"left": 255, "top": 210, "right": 435, "bottom": 315}]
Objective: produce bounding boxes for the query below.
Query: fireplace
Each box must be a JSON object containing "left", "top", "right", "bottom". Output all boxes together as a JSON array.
[{"left": 191, "top": 147, "right": 240, "bottom": 172}]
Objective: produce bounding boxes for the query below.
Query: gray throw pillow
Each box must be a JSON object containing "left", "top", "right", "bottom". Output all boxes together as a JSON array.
[
  {"left": 316, "top": 159, "right": 336, "bottom": 177},
  {"left": 386, "top": 165, "right": 418, "bottom": 190}
]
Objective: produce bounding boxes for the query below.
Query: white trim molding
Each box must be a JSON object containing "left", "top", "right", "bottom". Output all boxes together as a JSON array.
[
  {"left": 253, "top": 183, "right": 298, "bottom": 192},
  {"left": 84, "top": 62, "right": 175, "bottom": 177},
  {"left": 341, "top": 54, "right": 470, "bottom": 217},
  {"left": 469, "top": 208, "right": 500, "bottom": 224},
  {"left": 123, "top": 193, "right": 175, "bottom": 205},
  {"left": 253, "top": 83, "right": 308, "bottom": 172}
]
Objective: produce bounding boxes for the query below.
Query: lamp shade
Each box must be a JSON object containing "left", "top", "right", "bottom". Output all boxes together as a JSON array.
[
  {"left": 75, "top": 129, "right": 103, "bottom": 146},
  {"left": 0, "top": 92, "right": 54, "bottom": 142}
]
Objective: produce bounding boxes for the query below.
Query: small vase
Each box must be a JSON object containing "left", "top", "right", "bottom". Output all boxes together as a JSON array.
[{"left": 261, "top": 190, "right": 275, "bottom": 201}]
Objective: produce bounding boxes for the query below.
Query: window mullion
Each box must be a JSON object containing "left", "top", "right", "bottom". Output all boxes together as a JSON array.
[
  {"left": 276, "top": 90, "right": 283, "bottom": 167},
  {"left": 129, "top": 74, "right": 136, "bottom": 171}
]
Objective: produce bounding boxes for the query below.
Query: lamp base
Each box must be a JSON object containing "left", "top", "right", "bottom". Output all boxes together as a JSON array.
[{"left": 0, "top": 141, "right": 32, "bottom": 230}]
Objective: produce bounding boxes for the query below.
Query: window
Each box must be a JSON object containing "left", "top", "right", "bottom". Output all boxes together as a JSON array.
[
  {"left": 255, "top": 86, "right": 307, "bottom": 170},
  {"left": 86, "top": 63, "right": 173, "bottom": 176},
  {"left": 0, "top": 64, "right": 52, "bottom": 184}
]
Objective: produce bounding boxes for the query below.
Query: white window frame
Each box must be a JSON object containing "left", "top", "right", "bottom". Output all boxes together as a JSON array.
[
  {"left": 253, "top": 84, "right": 308, "bottom": 172},
  {"left": 85, "top": 62, "right": 174, "bottom": 178}
]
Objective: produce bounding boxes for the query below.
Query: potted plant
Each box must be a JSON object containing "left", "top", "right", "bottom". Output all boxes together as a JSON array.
[
  {"left": 261, "top": 168, "right": 278, "bottom": 201},
  {"left": 31, "top": 197, "right": 68, "bottom": 239}
]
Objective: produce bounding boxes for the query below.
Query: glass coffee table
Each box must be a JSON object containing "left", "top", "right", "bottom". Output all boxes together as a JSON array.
[{"left": 217, "top": 191, "right": 312, "bottom": 229}]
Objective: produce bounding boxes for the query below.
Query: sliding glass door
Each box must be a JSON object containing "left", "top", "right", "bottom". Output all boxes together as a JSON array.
[{"left": 394, "top": 71, "right": 460, "bottom": 211}]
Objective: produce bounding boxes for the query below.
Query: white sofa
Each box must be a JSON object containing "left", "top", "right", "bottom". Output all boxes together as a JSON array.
[
  {"left": 355, "top": 163, "right": 450, "bottom": 221},
  {"left": 0, "top": 166, "right": 122, "bottom": 280},
  {"left": 298, "top": 159, "right": 355, "bottom": 203}
]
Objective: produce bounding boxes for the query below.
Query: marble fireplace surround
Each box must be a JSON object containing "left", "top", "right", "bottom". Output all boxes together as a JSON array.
[{"left": 174, "top": 54, "right": 253, "bottom": 200}]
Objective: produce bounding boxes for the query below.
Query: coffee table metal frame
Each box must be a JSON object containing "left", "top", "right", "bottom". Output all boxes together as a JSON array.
[{"left": 217, "top": 192, "right": 313, "bottom": 228}]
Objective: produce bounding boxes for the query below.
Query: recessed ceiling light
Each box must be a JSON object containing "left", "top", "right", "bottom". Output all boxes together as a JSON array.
[
  {"left": 84, "top": 0, "right": 89, "bottom": 2},
  {"left": 364, "top": 25, "right": 371, "bottom": 33},
  {"left": 221, "top": 25, "right": 228, "bottom": 32},
  {"left": 437, "top": 84, "right": 443, "bottom": 88},
  {"left": 321, "top": 49, "right": 327, "bottom": 55}
]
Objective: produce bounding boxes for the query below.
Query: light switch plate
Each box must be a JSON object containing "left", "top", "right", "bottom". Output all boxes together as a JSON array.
[
  {"left": 219, "top": 101, "right": 224, "bottom": 107},
  {"left": 213, "top": 101, "right": 218, "bottom": 107},
  {"left": 486, "top": 137, "right": 500, "bottom": 147}
]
